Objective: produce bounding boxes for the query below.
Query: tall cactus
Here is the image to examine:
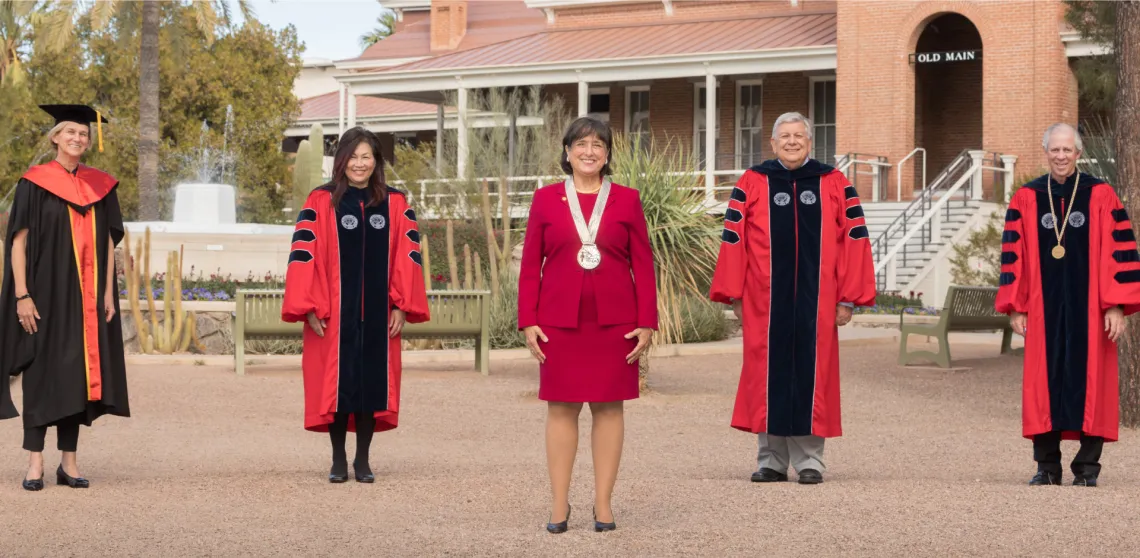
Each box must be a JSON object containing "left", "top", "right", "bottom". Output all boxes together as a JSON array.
[
  {"left": 292, "top": 139, "right": 312, "bottom": 213},
  {"left": 122, "top": 227, "right": 203, "bottom": 354},
  {"left": 291, "top": 123, "right": 328, "bottom": 214},
  {"left": 308, "top": 123, "right": 325, "bottom": 185}
]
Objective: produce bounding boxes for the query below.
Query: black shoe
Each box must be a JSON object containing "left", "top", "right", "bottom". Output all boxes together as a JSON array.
[
  {"left": 1028, "top": 470, "right": 1062, "bottom": 486},
  {"left": 1073, "top": 476, "right": 1098, "bottom": 487},
  {"left": 329, "top": 461, "right": 348, "bottom": 484},
  {"left": 22, "top": 476, "right": 44, "bottom": 491},
  {"left": 353, "top": 461, "right": 374, "bottom": 483},
  {"left": 797, "top": 469, "right": 823, "bottom": 484},
  {"left": 56, "top": 465, "right": 89, "bottom": 489},
  {"left": 750, "top": 467, "right": 789, "bottom": 483},
  {"left": 593, "top": 507, "right": 616, "bottom": 532},
  {"left": 546, "top": 504, "right": 570, "bottom": 534}
]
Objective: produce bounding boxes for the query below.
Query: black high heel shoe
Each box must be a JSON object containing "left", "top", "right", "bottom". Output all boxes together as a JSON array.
[
  {"left": 22, "top": 476, "right": 44, "bottom": 491},
  {"left": 546, "top": 504, "right": 571, "bottom": 534},
  {"left": 56, "top": 465, "right": 89, "bottom": 489},
  {"left": 353, "top": 461, "right": 374, "bottom": 483},
  {"left": 329, "top": 461, "right": 348, "bottom": 484},
  {"left": 593, "top": 507, "right": 616, "bottom": 532}
]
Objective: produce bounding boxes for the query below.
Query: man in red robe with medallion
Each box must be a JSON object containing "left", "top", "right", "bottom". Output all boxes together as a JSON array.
[
  {"left": 710, "top": 112, "right": 876, "bottom": 485},
  {"left": 997, "top": 123, "right": 1140, "bottom": 487}
]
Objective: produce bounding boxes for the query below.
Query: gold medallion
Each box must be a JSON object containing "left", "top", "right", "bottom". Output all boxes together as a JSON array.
[
  {"left": 1046, "top": 173, "right": 1079, "bottom": 262},
  {"left": 1052, "top": 245, "right": 1066, "bottom": 259}
]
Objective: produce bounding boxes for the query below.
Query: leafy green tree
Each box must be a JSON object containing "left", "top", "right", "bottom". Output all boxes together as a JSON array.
[
  {"left": 33, "top": 0, "right": 256, "bottom": 221},
  {"left": 0, "top": 3, "right": 301, "bottom": 224}
]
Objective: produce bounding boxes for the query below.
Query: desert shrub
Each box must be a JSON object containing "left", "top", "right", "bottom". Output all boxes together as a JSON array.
[{"left": 677, "top": 296, "right": 729, "bottom": 343}]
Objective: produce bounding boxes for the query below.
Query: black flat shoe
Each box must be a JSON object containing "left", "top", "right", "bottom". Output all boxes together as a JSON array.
[
  {"left": 353, "top": 461, "right": 374, "bottom": 483},
  {"left": 546, "top": 504, "right": 570, "bottom": 534},
  {"left": 329, "top": 462, "right": 348, "bottom": 484},
  {"left": 1029, "top": 470, "right": 1062, "bottom": 486},
  {"left": 1073, "top": 475, "right": 1098, "bottom": 487},
  {"left": 22, "top": 477, "right": 43, "bottom": 491},
  {"left": 56, "top": 465, "right": 89, "bottom": 489},
  {"left": 750, "top": 467, "right": 789, "bottom": 483},
  {"left": 797, "top": 469, "right": 823, "bottom": 485},
  {"left": 593, "top": 507, "right": 616, "bottom": 532}
]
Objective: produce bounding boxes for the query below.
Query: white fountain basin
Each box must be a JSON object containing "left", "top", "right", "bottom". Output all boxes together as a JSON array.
[{"left": 121, "top": 183, "right": 295, "bottom": 277}]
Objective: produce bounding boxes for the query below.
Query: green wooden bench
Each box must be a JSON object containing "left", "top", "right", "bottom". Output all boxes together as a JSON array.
[
  {"left": 897, "top": 285, "right": 1015, "bottom": 368},
  {"left": 233, "top": 289, "right": 491, "bottom": 376}
]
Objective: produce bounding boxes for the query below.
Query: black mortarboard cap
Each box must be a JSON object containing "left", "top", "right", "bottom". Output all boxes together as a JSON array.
[
  {"left": 39, "top": 104, "right": 107, "bottom": 125},
  {"left": 39, "top": 104, "right": 107, "bottom": 152}
]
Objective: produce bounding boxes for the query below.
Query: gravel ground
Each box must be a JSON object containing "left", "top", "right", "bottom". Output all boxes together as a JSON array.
[{"left": 3, "top": 340, "right": 1139, "bottom": 557}]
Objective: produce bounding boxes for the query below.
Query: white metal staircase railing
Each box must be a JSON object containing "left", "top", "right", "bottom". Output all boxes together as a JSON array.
[
  {"left": 836, "top": 152, "right": 892, "bottom": 202},
  {"left": 871, "top": 149, "right": 993, "bottom": 292},
  {"left": 871, "top": 149, "right": 1016, "bottom": 292}
]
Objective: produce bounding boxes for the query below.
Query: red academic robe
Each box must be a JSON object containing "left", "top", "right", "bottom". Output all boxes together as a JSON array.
[
  {"left": 996, "top": 172, "right": 1140, "bottom": 442},
  {"left": 710, "top": 159, "right": 875, "bottom": 437},
  {"left": 0, "top": 162, "right": 130, "bottom": 428},
  {"left": 282, "top": 185, "right": 429, "bottom": 433}
]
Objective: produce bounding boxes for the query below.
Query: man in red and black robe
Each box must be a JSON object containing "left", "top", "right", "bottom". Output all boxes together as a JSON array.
[
  {"left": 996, "top": 123, "right": 1140, "bottom": 487},
  {"left": 282, "top": 185, "right": 429, "bottom": 437},
  {"left": 710, "top": 112, "right": 876, "bottom": 485}
]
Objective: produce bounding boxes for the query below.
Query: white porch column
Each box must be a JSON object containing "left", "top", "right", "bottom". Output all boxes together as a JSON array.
[
  {"left": 436, "top": 104, "right": 445, "bottom": 172},
  {"left": 1001, "top": 154, "right": 1018, "bottom": 202},
  {"left": 578, "top": 79, "right": 589, "bottom": 117},
  {"left": 347, "top": 91, "right": 357, "bottom": 129},
  {"left": 871, "top": 164, "right": 881, "bottom": 202},
  {"left": 968, "top": 149, "right": 985, "bottom": 200},
  {"left": 338, "top": 84, "right": 346, "bottom": 136},
  {"left": 457, "top": 86, "right": 469, "bottom": 177},
  {"left": 704, "top": 72, "right": 717, "bottom": 205}
]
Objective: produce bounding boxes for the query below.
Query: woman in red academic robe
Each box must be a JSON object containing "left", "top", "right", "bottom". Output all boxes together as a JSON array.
[
  {"left": 518, "top": 117, "right": 658, "bottom": 533},
  {"left": 282, "top": 127, "right": 429, "bottom": 484},
  {"left": 0, "top": 104, "right": 130, "bottom": 492}
]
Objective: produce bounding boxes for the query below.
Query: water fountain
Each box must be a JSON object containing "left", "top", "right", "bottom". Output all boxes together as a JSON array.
[{"left": 124, "top": 105, "right": 295, "bottom": 277}]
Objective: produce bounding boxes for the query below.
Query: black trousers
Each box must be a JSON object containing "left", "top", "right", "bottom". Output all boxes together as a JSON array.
[
  {"left": 23, "top": 414, "right": 82, "bottom": 453},
  {"left": 1033, "top": 431, "right": 1104, "bottom": 478}
]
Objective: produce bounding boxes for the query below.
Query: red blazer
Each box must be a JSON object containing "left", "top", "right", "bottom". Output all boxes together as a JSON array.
[{"left": 518, "top": 181, "right": 658, "bottom": 330}]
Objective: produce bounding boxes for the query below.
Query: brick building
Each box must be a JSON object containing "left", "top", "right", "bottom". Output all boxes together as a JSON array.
[{"left": 287, "top": 0, "right": 1110, "bottom": 304}]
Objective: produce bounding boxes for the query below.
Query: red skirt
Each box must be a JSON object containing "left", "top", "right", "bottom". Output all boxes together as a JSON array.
[{"left": 538, "top": 274, "right": 639, "bottom": 402}]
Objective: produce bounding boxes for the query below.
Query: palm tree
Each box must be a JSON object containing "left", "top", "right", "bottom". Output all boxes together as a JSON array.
[
  {"left": 0, "top": 1, "right": 49, "bottom": 86},
  {"left": 359, "top": 9, "right": 396, "bottom": 50},
  {"left": 34, "top": 0, "right": 254, "bottom": 221}
]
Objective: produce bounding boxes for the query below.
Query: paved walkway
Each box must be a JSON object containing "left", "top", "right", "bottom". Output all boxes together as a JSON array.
[{"left": 2, "top": 340, "right": 1134, "bottom": 556}]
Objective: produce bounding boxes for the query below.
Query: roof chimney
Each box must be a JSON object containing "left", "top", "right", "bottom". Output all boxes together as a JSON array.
[{"left": 430, "top": 0, "right": 468, "bottom": 52}]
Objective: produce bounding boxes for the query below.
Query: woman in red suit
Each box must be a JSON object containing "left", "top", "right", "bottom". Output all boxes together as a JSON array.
[{"left": 518, "top": 117, "right": 658, "bottom": 533}]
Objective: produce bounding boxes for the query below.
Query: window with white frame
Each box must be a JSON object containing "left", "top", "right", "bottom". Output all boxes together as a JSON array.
[
  {"left": 625, "top": 86, "right": 650, "bottom": 151},
  {"left": 810, "top": 78, "right": 836, "bottom": 163},
  {"left": 588, "top": 88, "right": 610, "bottom": 123},
  {"left": 694, "top": 84, "right": 719, "bottom": 170},
  {"left": 736, "top": 81, "right": 763, "bottom": 169}
]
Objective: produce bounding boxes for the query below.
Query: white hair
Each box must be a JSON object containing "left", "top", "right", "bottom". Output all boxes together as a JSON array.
[
  {"left": 1042, "top": 123, "right": 1083, "bottom": 152},
  {"left": 771, "top": 112, "right": 814, "bottom": 140}
]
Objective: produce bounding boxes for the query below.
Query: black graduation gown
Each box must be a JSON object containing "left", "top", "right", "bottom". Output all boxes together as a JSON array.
[{"left": 0, "top": 162, "right": 130, "bottom": 429}]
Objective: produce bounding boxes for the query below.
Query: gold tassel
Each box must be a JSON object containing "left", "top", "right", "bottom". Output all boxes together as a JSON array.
[{"left": 96, "top": 111, "right": 104, "bottom": 153}]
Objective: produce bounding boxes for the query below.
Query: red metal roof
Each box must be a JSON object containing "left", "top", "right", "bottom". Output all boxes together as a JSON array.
[
  {"left": 370, "top": 12, "right": 837, "bottom": 73},
  {"left": 299, "top": 91, "right": 438, "bottom": 120},
  {"left": 345, "top": 1, "right": 547, "bottom": 63}
]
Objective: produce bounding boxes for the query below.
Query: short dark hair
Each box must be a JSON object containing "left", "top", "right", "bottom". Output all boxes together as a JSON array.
[{"left": 560, "top": 117, "right": 613, "bottom": 176}]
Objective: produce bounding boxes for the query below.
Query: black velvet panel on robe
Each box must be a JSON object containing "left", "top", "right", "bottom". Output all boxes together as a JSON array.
[
  {"left": 325, "top": 185, "right": 391, "bottom": 415},
  {"left": 1029, "top": 173, "right": 1093, "bottom": 432},
  {"left": 0, "top": 178, "right": 129, "bottom": 428},
  {"left": 754, "top": 159, "right": 827, "bottom": 437}
]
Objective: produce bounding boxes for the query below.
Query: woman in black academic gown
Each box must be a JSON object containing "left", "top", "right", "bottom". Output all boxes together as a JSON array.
[{"left": 0, "top": 104, "right": 130, "bottom": 491}]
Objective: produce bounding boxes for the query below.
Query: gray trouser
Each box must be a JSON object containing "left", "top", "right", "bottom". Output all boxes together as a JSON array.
[{"left": 757, "top": 433, "right": 825, "bottom": 473}]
